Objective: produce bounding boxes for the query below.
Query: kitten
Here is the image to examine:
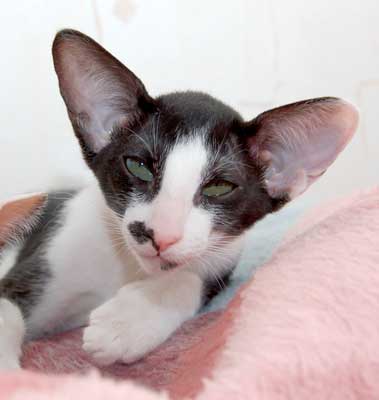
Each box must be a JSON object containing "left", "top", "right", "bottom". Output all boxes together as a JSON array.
[{"left": 0, "top": 29, "right": 358, "bottom": 368}]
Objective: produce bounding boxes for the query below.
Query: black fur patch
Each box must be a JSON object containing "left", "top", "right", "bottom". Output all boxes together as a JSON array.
[
  {"left": 128, "top": 221, "right": 155, "bottom": 246},
  {"left": 0, "top": 191, "right": 75, "bottom": 318}
]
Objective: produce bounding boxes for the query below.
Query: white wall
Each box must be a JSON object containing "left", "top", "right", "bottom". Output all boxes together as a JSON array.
[{"left": 0, "top": 0, "right": 378, "bottom": 205}]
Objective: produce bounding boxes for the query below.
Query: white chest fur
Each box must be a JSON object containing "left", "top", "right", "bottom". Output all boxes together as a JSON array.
[{"left": 26, "top": 183, "right": 144, "bottom": 339}]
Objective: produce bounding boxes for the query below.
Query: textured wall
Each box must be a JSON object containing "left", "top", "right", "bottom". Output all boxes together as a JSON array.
[{"left": 0, "top": 0, "right": 378, "bottom": 205}]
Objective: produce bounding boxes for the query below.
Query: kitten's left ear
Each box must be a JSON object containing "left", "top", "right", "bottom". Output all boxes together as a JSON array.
[
  {"left": 52, "top": 29, "right": 155, "bottom": 160},
  {"left": 242, "top": 97, "right": 359, "bottom": 199}
]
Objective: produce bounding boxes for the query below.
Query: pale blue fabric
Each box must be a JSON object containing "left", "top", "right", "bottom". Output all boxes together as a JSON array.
[{"left": 204, "top": 199, "right": 310, "bottom": 312}]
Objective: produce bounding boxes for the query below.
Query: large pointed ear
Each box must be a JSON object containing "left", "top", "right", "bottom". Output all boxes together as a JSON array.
[
  {"left": 52, "top": 29, "right": 155, "bottom": 160},
  {"left": 242, "top": 97, "right": 359, "bottom": 199}
]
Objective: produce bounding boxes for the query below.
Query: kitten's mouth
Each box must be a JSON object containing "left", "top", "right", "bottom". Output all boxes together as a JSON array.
[
  {"left": 142, "top": 254, "right": 180, "bottom": 271},
  {"left": 160, "top": 261, "right": 178, "bottom": 271}
]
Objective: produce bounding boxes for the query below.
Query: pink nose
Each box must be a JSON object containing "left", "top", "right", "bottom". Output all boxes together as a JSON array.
[{"left": 155, "top": 235, "right": 181, "bottom": 253}]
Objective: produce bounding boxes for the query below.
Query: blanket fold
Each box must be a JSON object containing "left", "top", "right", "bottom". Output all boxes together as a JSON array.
[{"left": 0, "top": 187, "right": 378, "bottom": 399}]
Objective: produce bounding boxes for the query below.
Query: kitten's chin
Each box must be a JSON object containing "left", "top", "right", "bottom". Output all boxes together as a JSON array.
[
  {"left": 137, "top": 257, "right": 161, "bottom": 275},
  {"left": 137, "top": 254, "right": 183, "bottom": 275}
]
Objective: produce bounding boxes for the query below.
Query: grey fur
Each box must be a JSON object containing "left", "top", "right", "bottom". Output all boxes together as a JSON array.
[{"left": 0, "top": 191, "right": 76, "bottom": 318}]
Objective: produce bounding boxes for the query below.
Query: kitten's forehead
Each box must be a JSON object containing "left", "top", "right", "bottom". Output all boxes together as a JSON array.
[{"left": 161, "top": 133, "right": 208, "bottom": 198}]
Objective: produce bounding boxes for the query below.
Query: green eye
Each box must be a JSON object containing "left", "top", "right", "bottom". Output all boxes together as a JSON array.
[
  {"left": 125, "top": 158, "right": 154, "bottom": 182},
  {"left": 202, "top": 181, "right": 236, "bottom": 197}
]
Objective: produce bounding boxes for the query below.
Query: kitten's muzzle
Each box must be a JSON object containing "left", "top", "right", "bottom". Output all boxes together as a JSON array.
[{"left": 128, "top": 220, "right": 182, "bottom": 254}]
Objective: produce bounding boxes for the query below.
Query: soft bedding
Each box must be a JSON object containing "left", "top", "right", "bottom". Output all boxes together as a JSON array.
[{"left": 0, "top": 187, "right": 378, "bottom": 399}]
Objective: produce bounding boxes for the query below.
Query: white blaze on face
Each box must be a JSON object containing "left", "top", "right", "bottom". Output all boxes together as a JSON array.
[
  {"left": 149, "top": 136, "right": 208, "bottom": 246},
  {"left": 122, "top": 133, "right": 219, "bottom": 273}
]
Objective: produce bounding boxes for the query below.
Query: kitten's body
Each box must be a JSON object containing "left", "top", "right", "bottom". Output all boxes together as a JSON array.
[
  {"left": 0, "top": 30, "right": 358, "bottom": 368},
  {"left": 1, "top": 182, "right": 242, "bottom": 341}
]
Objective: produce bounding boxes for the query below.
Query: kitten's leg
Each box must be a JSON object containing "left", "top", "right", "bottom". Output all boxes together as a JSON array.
[
  {"left": 0, "top": 298, "right": 24, "bottom": 369},
  {"left": 83, "top": 270, "right": 202, "bottom": 365}
]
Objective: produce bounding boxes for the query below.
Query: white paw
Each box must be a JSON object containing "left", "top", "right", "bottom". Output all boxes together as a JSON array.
[
  {"left": 82, "top": 282, "right": 180, "bottom": 366},
  {"left": 0, "top": 299, "right": 24, "bottom": 370}
]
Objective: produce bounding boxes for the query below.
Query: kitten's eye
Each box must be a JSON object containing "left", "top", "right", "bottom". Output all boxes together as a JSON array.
[
  {"left": 125, "top": 158, "right": 154, "bottom": 182},
  {"left": 202, "top": 181, "right": 236, "bottom": 197}
]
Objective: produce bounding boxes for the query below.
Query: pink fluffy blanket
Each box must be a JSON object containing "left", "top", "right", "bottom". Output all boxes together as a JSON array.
[{"left": 0, "top": 187, "right": 379, "bottom": 399}]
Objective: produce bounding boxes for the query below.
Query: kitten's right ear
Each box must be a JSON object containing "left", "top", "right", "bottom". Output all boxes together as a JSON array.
[
  {"left": 52, "top": 29, "right": 155, "bottom": 160},
  {"left": 241, "top": 97, "right": 358, "bottom": 200}
]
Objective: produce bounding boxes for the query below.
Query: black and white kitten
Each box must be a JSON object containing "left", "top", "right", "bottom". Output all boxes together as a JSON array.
[{"left": 0, "top": 30, "right": 358, "bottom": 368}]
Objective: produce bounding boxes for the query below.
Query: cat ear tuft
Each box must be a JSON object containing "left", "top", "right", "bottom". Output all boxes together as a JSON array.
[
  {"left": 52, "top": 29, "right": 154, "bottom": 159},
  {"left": 244, "top": 97, "right": 359, "bottom": 199}
]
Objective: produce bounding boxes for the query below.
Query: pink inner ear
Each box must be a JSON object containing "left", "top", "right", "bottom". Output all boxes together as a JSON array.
[
  {"left": 251, "top": 99, "right": 359, "bottom": 199},
  {"left": 53, "top": 30, "right": 147, "bottom": 154},
  {"left": 54, "top": 41, "right": 130, "bottom": 152}
]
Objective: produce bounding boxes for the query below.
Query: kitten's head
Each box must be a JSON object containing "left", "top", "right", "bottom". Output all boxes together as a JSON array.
[{"left": 52, "top": 30, "right": 358, "bottom": 275}]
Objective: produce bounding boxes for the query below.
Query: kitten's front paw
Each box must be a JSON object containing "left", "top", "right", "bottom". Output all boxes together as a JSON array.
[
  {"left": 0, "top": 299, "right": 23, "bottom": 370},
  {"left": 82, "top": 283, "right": 178, "bottom": 366}
]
